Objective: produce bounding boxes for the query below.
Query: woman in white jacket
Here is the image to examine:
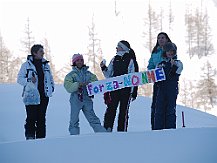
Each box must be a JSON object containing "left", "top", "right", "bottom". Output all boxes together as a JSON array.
[{"left": 17, "top": 44, "right": 54, "bottom": 140}]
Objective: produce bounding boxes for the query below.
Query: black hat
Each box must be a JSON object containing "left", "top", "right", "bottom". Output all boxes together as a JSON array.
[{"left": 163, "top": 42, "right": 177, "bottom": 52}]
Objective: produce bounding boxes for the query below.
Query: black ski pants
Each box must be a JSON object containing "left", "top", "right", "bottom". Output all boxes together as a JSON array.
[
  {"left": 25, "top": 96, "right": 49, "bottom": 139},
  {"left": 104, "top": 88, "right": 131, "bottom": 132}
]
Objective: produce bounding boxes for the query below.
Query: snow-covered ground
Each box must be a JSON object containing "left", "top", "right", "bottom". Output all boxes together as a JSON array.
[{"left": 0, "top": 84, "right": 217, "bottom": 163}]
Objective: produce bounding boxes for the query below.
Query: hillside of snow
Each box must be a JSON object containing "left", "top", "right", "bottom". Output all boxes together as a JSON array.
[{"left": 0, "top": 84, "right": 217, "bottom": 163}]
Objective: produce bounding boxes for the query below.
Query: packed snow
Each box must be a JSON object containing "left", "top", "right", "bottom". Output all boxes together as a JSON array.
[{"left": 0, "top": 84, "right": 217, "bottom": 163}]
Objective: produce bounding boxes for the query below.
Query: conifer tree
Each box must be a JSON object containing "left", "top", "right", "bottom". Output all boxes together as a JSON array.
[
  {"left": 185, "top": 2, "right": 214, "bottom": 58},
  {"left": 42, "top": 38, "right": 62, "bottom": 83},
  {"left": 196, "top": 61, "right": 217, "bottom": 111},
  {"left": 86, "top": 15, "right": 104, "bottom": 80},
  {"left": 21, "top": 18, "right": 35, "bottom": 59},
  {"left": 0, "top": 33, "right": 10, "bottom": 83}
]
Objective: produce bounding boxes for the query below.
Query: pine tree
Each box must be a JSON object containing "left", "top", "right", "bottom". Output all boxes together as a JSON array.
[
  {"left": 188, "top": 80, "right": 198, "bottom": 108},
  {"left": 0, "top": 33, "right": 11, "bottom": 83},
  {"left": 21, "top": 18, "right": 35, "bottom": 60},
  {"left": 168, "top": 0, "right": 174, "bottom": 34},
  {"left": 196, "top": 61, "right": 217, "bottom": 111},
  {"left": 138, "top": 61, "right": 152, "bottom": 97},
  {"left": 86, "top": 15, "right": 104, "bottom": 80},
  {"left": 185, "top": 2, "right": 214, "bottom": 58},
  {"left": 179, "top": 78, "right": 189, "bottom": 107},
  {"left": 179, "top": 79, "right": 197, "bottom": 108},
  {"left": 57, "top": 63, "right": 72, "bottom": 83},
  {"left": 0, "top": 33, "right": 21, "bottom": 83},
  {"left": 42, "top": 38, "right": 62, "bottom": 84},
  {"left": 142, "top": 0, "right": 160, "bottom": 53},
  {"left": 8, "top": 57, "right": 22, "bottom": 83},
  {"left": 185, "top": 3, "right": 195, "bottom": 58}
]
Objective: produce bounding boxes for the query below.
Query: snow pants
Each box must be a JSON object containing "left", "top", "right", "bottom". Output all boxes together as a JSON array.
[
  {"left": 25, "top": 96, "right": 49, "bottom": 139},
  {"left": 151, "top": 83, "right": 159, "bottom": 130},
  {"left": 103, "top": 88, "right": 131, "bottom": 132},
  {"left": 69, "top": 96, "right": 106, "bottom": 135},
  {"left": 154, "top": 81, "right": 178, "bottom": 130}
]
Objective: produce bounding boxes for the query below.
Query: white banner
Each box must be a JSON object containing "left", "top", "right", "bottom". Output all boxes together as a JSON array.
[{"left": 87, "top": 67, "right": 166, "bottom": 96}]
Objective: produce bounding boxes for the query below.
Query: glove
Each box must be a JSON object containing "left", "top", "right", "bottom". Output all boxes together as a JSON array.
[
  {"left": 104, "top": 92, "right": 112, "bottom": 105},
  {"left": 89, "top": 95, "right": 94, "bottom": 99},
  {"left": 101, "top": 65, "right": 107, "bottom": 71}
]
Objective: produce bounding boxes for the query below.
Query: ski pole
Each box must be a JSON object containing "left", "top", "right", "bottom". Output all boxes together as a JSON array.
[{"left": 182, "top": 111, "right": 185, "bottom": 128}]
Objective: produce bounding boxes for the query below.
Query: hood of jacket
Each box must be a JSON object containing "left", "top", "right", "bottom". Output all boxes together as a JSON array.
[{"left": 27, "top": 55, "right": 49, "bottom": 64}]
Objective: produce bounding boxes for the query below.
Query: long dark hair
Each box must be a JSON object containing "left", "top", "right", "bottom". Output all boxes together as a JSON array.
[{"left": 151, "top": 32, "right": 172, "bottom": 54}]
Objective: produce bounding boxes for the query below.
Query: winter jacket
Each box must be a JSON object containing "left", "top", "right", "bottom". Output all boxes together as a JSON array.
[
  {"left": 64, "top": 66, "right": 107, "bottom": 135},
  {"left": 154, "top": 58, "right": 183, "bottom": 130},
  {"left": 17, "top": 55, "right": 54, "bottom": 98},
  {"left": 147, "top": 47, "right": 164, "bottom": 70},
  {"left": 101, "top": 51, "right": 137, "bottom": 98},
  {"left": 64, "top": 66, "right": 97, "bottom": 100},
  {"left": 102, "top": 52, "right": 135, "bottom": 78},
  {"left": 157, "top": 58, "right": 183, "bottom": 82}
]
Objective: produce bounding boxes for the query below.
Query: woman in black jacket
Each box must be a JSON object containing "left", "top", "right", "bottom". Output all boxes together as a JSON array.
[{"left": 100, "top": 40, "right": 139, "bottom": 132}]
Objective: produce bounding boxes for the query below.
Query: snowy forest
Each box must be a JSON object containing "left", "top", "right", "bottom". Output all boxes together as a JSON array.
[{"left": 0, "top": 0, "right": 217, "bottom": 112}]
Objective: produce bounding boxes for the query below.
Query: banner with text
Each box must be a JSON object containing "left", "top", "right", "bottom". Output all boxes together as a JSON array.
[{"left": 87, "top": 67, "right": 166, "bottom": 96}]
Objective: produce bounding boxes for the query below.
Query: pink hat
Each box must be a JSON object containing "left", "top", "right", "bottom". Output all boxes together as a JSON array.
[{"left": 72, "top": 53, "right": 83, "bottom": 64}]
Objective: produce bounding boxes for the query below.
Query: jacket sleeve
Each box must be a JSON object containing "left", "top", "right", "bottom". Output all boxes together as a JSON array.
[
  {"left": 50, "top": 70, "right": 55, "bottom": 92},
  {"left": 64, "top": 72, "right": 79, "bottom": 93},
  {"left": 168, "top": 60, "right": 183, "bottom": 78},
  {"left": 129, "top": 59, "right": 139, "bottom": 99},
  {"left": 17, "top": 63, "right": 28, "bottom": 87},
  {"left": 90, "top": 73, "right": 98, "bottom": 82},
  {"left": 175, "top": 60, "right": 183, "bottom": 74},
  {"left": 46, "top": 64, "right": 55, "bottom": 93},
  {"left": 147, "top": 54, "right": 155, "bottom": 70},
  {"left": 101, "top": 57, "right": 114, "bottom": 78},
  {"left": 128, "top": 59, "right": 136, "bottom": 73}
]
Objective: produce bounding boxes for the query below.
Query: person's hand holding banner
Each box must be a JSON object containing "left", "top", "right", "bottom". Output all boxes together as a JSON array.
[{"left": 86, "top": 68, "right": 166, "bottom": 96}]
